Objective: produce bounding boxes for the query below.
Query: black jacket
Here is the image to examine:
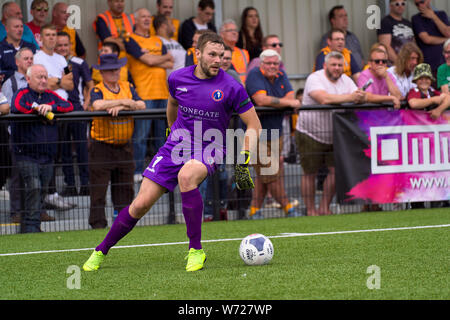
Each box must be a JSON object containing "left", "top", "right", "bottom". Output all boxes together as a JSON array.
[{"left": 178, "top": 17, "right": 216, "bottom": 50}]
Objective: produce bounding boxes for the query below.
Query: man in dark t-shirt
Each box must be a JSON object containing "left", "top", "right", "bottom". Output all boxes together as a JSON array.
[
  {"left": 377, "top": 0, "right": 414, "bottom": 63},
  {"left": 411, "top": 0, "right": 450, "bottom": 75}
]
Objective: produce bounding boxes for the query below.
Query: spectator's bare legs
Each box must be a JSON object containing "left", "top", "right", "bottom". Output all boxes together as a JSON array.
[
  {"left": 268, "top": 156, "right": 289, "bottom": 208},
  {"left": 250, "top": 177, "right": 268, "bottom": 210},
  {"left": 301, "top": 173, "right": 318, "bottom": 216},
  {"left": 318, "top": 166, "right": 335, "bottom": 215},
  {"left": 267, "top": 162, "right": 289, "bottom": 209}
]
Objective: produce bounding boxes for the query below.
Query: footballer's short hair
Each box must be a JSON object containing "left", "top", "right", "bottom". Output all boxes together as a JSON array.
[{"left": 196, "top": 31, "right": 224, "bottom": 52}]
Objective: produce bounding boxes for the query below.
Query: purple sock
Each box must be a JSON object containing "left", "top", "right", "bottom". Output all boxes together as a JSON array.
[
  {"left": 181, "top": 188, "right": 204, "bottom": 250},
  {"left": 96, "top": 205, "right": 139, "bottom": 255}
]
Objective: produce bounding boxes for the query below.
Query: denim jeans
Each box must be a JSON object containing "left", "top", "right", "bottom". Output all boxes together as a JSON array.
[
  {"left": 133, "top": 99, "right": 168, "bottom": 173},
  {"left": 16, "top": 160, "right": 53, "bottom": 233}
]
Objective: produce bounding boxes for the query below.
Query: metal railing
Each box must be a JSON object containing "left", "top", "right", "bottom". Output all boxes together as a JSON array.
[{"left": 0, "top": 104, "right": 404, "bottom": 235}]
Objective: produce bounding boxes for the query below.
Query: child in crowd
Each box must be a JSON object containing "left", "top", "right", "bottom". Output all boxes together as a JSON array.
[{"left": 407, "top": 63, "right": 450, "bottom": 120}]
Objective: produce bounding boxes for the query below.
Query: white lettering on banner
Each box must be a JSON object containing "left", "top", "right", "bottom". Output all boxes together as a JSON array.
[{"left": 370, "top": 125, "right": 450, "bottom": 174}]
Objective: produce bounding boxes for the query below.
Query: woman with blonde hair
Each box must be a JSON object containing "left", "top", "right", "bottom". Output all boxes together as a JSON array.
[{"left": 387, "top": 42, "right": 424, "bottom": 99}]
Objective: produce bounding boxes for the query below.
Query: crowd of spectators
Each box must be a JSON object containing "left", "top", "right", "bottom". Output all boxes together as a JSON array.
[{"left": 0, "top": 0, "right": 449, "bottom": 232}]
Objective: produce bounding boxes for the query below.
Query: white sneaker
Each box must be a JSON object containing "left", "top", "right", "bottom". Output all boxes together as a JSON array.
[
  {"left": 0, "top": 187, "right": 9, "bottom": 201},
  {"left": 134, "top": 173, "right": 143, "bottom": 183},
  {"left": 44, "top": 192, "right": 75, "bottom": 210}
]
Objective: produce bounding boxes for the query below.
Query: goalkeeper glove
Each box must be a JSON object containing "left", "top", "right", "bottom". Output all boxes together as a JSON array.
[{"left": 235, "top": 150, "right": 254, "bottom": 190}]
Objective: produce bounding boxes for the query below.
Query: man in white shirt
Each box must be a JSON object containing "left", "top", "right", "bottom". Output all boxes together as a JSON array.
[
  {"left": 295, "top": 51, "right": 365, "bottom": 216},
  {"left": 33, "top": 23, "right": 73, "bottom": 99}
]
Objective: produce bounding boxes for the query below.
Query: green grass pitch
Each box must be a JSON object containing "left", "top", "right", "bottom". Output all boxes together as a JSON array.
[{"left": 0, "top": 209, "right": 448, "bottom": 300}]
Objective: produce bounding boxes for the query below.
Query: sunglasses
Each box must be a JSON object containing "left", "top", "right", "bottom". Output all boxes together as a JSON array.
[
  {"left": 393, "top": 2, "right": 406, "bottom": 6},
  {"left": 370, "top": 59, "right": 388, "bottom": 65},
  {"left": 269, "top": 43, "right": 283, "bottom": 48},
  {"left": 34, "top": 7, "right": 49, "bottom": 12}
]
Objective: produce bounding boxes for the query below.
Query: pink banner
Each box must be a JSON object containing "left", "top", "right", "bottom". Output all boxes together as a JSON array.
[{"left": 336, "top": 109, "right": 450, "bottom": 204}]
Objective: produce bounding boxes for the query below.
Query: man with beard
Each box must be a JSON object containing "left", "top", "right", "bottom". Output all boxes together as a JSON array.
[
  {"left": 296, "top": 51, "right": 384, "bottom": 216},
  {"left": 83, "top": 32, "right": 261, "bottom": 272}
]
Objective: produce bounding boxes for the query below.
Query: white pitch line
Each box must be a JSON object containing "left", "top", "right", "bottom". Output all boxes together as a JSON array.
[{"left": 0, "top": 224, "right": 449, "bottom": 257}]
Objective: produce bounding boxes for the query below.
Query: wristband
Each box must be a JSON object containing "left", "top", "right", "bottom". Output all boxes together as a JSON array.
[{"left": 240, "top": 150, "right": 251, "bottom": 166}]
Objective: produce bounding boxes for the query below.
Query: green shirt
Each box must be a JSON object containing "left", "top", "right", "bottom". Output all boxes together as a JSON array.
[{"left": 437, "top": 63, "right": 450, "bottom": 89}]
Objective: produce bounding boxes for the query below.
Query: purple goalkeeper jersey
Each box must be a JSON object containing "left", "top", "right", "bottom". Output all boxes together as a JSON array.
[{"left": 164, "top": 65, "right": 254, "bottom": 162}]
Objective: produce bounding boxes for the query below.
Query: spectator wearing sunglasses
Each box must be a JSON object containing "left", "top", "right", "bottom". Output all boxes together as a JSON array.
[
  {"left": 247, "top": 34, "right": 285, "bottom": 73},
  {"left": 411, "top": 0, "right": 450, "bottom": 76},
  {"left": 26, "top": 0, "right": 49, "bottom": 48},
  {"left": 377, "top": 0, "right": 414, "bottom": 64},
  {"left": 357, "top": 47, "right": 402, "bottom": 106}
]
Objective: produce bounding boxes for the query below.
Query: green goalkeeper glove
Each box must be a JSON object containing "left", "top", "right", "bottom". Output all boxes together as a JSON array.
[{"left": 235, "top": 150, "right": 254, "bottom": 190}]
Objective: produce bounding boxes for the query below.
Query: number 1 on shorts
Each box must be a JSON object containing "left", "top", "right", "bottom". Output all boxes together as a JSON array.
[{"left": 148, "top": 156, "right": 163, "bottom": 173}]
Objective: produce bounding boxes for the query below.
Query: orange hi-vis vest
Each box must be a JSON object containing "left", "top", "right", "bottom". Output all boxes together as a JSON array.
[
  {"left": 186, "top": 47, "right": 198, "bottom": 65},
  {"left": 232, "top": 47, "right": 249, "bottom": 84},
  {"left": 93, "top": 10, "right": 135, "bottom": 50},
  {"left": 90, "top": 81, "right": 134, "bottom": 145},
  {"left": 315, "top": 46, "right": 353, "bottom": 77}
]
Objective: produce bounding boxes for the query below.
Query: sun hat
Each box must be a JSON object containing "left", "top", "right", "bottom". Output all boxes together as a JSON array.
[
  {"left": 412, "top": 63, "right": 435, "bottom": 83},
  {"left": 92, "top": 54, "right": 127, "bottom": 70}
]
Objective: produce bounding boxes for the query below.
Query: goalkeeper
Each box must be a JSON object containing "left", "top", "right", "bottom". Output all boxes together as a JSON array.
[{"left": 83, "top": 32, "right": 261, "bottom": 273}]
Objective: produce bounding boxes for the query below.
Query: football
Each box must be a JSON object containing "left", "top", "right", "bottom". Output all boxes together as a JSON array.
[{"left": 239, "top": 233, "right": 274, "bottom": 265}]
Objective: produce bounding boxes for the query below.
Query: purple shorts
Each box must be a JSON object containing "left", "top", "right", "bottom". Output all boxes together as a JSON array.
[{"left": 142, "top": 145, "right": 218, "bottom": 192}]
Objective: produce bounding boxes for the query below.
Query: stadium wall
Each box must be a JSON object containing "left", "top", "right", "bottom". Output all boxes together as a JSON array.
[{"left": 18, "top": 0, "right": 450, "bottom": 89}]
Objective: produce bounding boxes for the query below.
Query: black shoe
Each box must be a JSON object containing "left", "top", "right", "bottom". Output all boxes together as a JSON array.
[
  {"left": 79, "top": 185, "right": 90, "bottom": 196},
  {"left": 11, "top": 213, "right": 21, "bottom": 223},
  {"left": 61, "top": 186, "right": 78, "bottom": 197}
]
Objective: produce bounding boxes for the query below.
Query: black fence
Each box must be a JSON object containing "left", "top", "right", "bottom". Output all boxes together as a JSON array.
[{"left": 0, "top": 104, "right": 407, "bottom": 235}]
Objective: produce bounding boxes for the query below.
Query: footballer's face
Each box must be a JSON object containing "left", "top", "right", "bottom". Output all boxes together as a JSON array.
[{"left": 196, "top": 42, "right": 224, "bottom": 79}]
